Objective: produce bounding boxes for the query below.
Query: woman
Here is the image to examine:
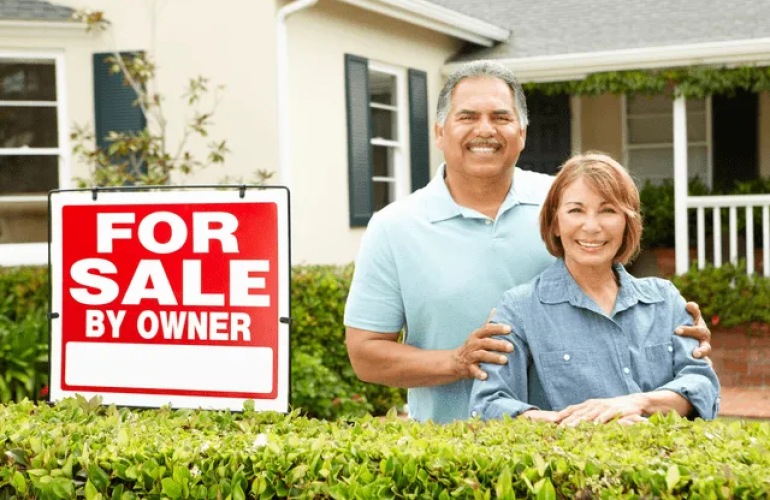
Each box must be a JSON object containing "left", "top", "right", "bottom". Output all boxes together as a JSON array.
[{"left": 469, "top": 153, "right": 719, "bottom": 425}]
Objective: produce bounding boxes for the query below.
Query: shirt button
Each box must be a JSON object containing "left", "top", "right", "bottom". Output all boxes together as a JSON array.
[
  {"left": 485, "top": 220, "right": 492, "bottom": 225},
  {"left": 668, "top": 346, "right": 674, "bottom": 352},
  {"left": 623, "top": 367, "right": 630, "bottom": 374},
  {"left": 471, "top": 411, "right": 478, "bottom": 417},
  {"left": 563, "top": 354, "right": 571, "bottom": 361}
]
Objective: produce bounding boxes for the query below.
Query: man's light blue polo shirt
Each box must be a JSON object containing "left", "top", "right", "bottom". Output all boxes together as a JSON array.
[{"left": 344, "top": 164, "right": 555, "bottom": 423}]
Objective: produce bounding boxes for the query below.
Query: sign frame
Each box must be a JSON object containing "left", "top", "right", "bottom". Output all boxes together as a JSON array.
[{"left": 47, "top": 185, "right": 291, "bottom": 412}]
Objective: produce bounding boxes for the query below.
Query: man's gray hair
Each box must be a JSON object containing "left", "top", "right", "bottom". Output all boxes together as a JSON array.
[{"left": 436, "top": 60, "right": 528, "bottom": 129}]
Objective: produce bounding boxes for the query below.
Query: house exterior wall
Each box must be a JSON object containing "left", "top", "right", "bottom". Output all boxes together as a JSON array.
[
  {"left": 3, "top": 0, "right": 462, "bottom": 265},
  {"left": 760, "top": 91, "right": 770, "bottom": 177},
  {"left": 288, "top": 1, "right": 460, "bottom": 264}
]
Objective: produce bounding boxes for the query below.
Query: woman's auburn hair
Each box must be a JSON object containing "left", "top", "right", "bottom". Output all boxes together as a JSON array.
[{"left": 539, "top": 152, "right": 643, "bottom": 265}]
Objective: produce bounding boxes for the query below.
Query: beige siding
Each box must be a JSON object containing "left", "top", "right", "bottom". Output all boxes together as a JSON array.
[
  {"left": 759, "top": 91, "right": 770, "bottom": 177},
  {"left": 578, "top": 94, "right": 623, "bottom": 162},
  {"left": 288, "top": 1, "right": 461, "bottom": 264}
]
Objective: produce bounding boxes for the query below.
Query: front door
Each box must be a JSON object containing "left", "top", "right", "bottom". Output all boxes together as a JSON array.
[{"left": 516, "top": 91, "right": 571, "bottom": 175}]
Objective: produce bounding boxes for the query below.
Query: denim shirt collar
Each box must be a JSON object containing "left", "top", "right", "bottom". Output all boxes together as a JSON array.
[
  {"left": 424, "top": 164, "right": 544, "bottom": 223},
  {"left": 537, "top": 259, "right": 666, "bottom": 316}
]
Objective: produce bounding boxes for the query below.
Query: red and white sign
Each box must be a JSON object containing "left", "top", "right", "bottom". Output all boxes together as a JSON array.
[{"left": 48, "top": 188, "right": 290, "bottom": 411}]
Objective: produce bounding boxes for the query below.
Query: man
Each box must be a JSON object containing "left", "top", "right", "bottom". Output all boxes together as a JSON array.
[{"left": 344, "top": 60, "right": 711, "bottom": 423}]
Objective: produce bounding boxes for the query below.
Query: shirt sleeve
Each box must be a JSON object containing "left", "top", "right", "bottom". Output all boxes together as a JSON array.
[
  {"left": 343, "top": 212, "right": 405, "bottom": 333},
  {"left": 655, "top": 281, "right": 721, "bottom": 420},
  {"left": 469, "top": 291, "right": 537, "bottom": 420}
]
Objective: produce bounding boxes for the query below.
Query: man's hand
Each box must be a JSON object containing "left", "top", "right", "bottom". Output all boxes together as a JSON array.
[
  {"left": 453, "top": 309, "right": 514, "bottom": 381},
  {"left": 556, "top": 395, "right": 645, "bottom": 427},
  {"left": 676, "top": 302, "right": 712, "bottom": 359}
]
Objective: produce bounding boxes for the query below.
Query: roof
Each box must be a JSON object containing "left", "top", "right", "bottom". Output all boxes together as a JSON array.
[
  {"left": 428, "top": 0, "right": 770, "bottom": 82},
  {"left": 0, "top": 0, "right": 75, "bottom": 21}
]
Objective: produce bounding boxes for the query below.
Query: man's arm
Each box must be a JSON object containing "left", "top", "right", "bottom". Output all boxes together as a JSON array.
[{"left": 345, "top": 321, "right": 513, "bottom": 388}]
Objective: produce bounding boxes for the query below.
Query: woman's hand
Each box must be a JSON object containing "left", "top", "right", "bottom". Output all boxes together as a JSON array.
[
  {"left": 556, "top": 394, "right": 646, "bottom": 427},
  {"left": 519, "top": 409, "right": 562, "bottom": 423}
]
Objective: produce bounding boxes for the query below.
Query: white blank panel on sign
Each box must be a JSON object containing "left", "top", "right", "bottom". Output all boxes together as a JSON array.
[{"left": 65, "top": 343, "right": 273, "bottom": 393}]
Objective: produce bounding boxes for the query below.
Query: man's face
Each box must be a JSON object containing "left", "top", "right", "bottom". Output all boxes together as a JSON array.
[{"left": 435, "top": 76, "right": 526, "bottom": 181}]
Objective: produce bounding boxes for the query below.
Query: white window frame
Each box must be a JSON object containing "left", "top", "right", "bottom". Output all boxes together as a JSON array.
[
  {"left": 367, "top": 60, "right": 410, "bottom": 211},
  {"left": 622, "top": 93, "right": 713, "bottom": 188},
  {"left": 0, "top": 50, "right": 70, "bottom": 266}
]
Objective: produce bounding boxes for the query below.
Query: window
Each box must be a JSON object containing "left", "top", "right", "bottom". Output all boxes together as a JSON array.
[
  {"left": 345, "top": 55, "right": 430, "bottom": 227},
  {"left": 0, "top": 52, "right": 69, "bottom": 265},
  {"left": 624, "top": 92, "right": 711, "bottom": 186}
]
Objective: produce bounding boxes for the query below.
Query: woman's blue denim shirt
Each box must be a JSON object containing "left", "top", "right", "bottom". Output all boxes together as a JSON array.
[{"left": 469, "top": 259, "right": 720, "bottom": 420}]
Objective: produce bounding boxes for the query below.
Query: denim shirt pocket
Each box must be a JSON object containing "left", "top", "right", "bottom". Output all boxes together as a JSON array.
[
  {"left": 536, "top": 349, "right": 612, "bottom": 410},
  {"left": 643, "top": 342, "right": 675, "bottom": 390}
]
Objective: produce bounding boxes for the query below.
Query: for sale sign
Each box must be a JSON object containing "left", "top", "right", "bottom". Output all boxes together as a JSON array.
[{"left": 48, "top": 187, "right": 290, "bottom": 411}]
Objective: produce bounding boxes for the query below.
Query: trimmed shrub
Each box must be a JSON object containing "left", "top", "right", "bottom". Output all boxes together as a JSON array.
[
  {"left": 0, "top": 267, "right": 49, "bottom": 404},
  {"left": 1, "top": 398, "right": 769, "bottom": 498},
  {"left": 0, "top": 265, "right": 405, "bottom": 417}
]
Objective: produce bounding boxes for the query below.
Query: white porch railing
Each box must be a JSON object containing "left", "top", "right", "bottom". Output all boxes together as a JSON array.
[{"left": 681, "top": 194, "right": 770, "bottom": 276}]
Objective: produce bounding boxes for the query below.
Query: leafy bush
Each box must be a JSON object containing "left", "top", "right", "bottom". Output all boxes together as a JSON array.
[
  {"left": 0, "top": 267, "right": 49, "bottom": 404},
  {"left": 290, "top": 265, "right": 404, "bottom": 419},
  {"left": 0, "top": 265, "right": 404, "bottom": 417},
  {"left": 670, "top": 261, "right": 770, "bottom": 328},
  {"left": 2, "top": 398, "right": 770, "bottom": 498}
]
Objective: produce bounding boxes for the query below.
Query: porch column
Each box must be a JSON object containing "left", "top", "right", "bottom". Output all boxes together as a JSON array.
[{"left": 673, "top": 94, "right": 689, "bottom": 274}]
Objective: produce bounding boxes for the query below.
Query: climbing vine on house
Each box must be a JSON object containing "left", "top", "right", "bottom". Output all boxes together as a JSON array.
[{"left": 524, "top": 65, "right": 770, "bottom": 98}]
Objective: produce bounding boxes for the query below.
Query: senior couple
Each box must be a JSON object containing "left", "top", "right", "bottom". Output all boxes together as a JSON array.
[{"left": 344, "top": 60, "right": 719, "bottom": 424}]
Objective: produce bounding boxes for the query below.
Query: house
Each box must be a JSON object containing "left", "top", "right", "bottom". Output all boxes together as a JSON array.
[{"left": 1, "top": 0, "right": 769, "bottom": 270}]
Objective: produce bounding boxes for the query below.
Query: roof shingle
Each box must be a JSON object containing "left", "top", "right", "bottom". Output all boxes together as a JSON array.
[{"left": 0, "top": 0, "right": 75, "bottom": 21}]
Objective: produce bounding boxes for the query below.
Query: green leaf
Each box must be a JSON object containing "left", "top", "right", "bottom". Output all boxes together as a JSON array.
[
  {"left": 88, "top": 464, "right": 110, "bottom": 491},
  {"left": 535, "top": 478, "right": 556, "bottom": 500},
  {"left": 85, "top": 481, "right": 101, "bottom": 500},
  {"left": 495, "top": 467, "right": 513, "bottom": 499},
  {"left": 666, "top": 464, "right": 681, "bottom": 492},
  {"left": 162, "top": 477, "right": 183, "bottom": 499},
  {"left": 12, "top": 470, "right": 27, "bottom": 494}
]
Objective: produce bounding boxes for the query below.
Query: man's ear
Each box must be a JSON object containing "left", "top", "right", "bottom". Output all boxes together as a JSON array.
[{"left": 434, "top": 121, "right": 445, "bottom": 151}]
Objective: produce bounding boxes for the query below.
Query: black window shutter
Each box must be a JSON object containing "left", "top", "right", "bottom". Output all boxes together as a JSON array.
[
  {"left": 345, "top": 54, "right": 373, "bottom": 227},
  {"left": 92, "top": 52, "right": 146, "bottom": 150},
  {"left": 408, "top": 68, "right": 430, "bottom": 191}
]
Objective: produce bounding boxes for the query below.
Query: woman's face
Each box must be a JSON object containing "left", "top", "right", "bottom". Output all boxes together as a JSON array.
[{"left": 554, "top": 177, "right": 626, "bottom": 271}]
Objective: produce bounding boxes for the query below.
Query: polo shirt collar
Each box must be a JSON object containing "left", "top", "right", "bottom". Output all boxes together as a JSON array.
[
  {"left": 537, "top": 259, "right": 666, "bottom": 316},
  {"left": 424, "top": 164, "right": 543, "bottom": 223}
]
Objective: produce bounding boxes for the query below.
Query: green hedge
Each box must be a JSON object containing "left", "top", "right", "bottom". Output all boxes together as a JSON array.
[
  {"left": 1, "top": 398, "right": 769, "bottom": 499},
  {"left": 0, "top": 265, "right": 404, "bottom": 418}
]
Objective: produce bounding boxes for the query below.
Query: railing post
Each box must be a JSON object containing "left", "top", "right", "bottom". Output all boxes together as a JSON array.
[{"left": 673, "top": 95, "right": 689, "bottom": 274}]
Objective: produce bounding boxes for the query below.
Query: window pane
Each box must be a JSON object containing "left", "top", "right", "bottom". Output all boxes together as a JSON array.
[
  {"left": 369, "top": 70, "right": 396, "bottom": 106},
  {"left": 628, "top": 147, "right": 707, "bottom": 184},
  {"left": 371, "top": 107, "right": 397, "bottom": 141},
  {"left": 0, "top": 155, "right": 59, "bottom": 194},
  {"left": 628, "top": 115, "right": 672, "bottom": 144},
  {"left": 0, "top": 106, "right": 58, "bottom": 147},
  {"left": 373, "top": 180, "right": 393, "bottom": 211},
  {"left": 0, "top": 200, "right": 47, "bottom": 243},
  {"left": 372, "top": 145, "right": 394, "bottom": 177},
  {"left": 0, "top": 62, "right": 56, "bottom": 101},
  {"left": 627, "top": 94, "right": 671, "bottom": 114}
]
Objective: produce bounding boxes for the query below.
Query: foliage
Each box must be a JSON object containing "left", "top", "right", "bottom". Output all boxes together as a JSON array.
[
  {"left": 290, "top": 265, "right": 405, "bottom": 419},
  {"left": 1, "top": 398, "right": 770, "bottom": 498},
  {"left": 524, "top": 65, "right": 770, "bottom": 98},
  {"left": 0, "top": 267, "right": 49, "bottom": 404},
  {"left": 670, "top": 262, "right": 770, "bottom": 329},
  {"left": 70, "top": 10, "right": 245, "bottom": 187},
  {"left": 0, "top": 265, "right": 404, "bottom": 417}
]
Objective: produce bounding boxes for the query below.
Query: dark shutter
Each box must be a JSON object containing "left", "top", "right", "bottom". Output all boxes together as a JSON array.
[
  {"left": 345, "top": 54, "right": 373, "bottom": 227},
  {"left": 408, "top": 68, "right": 430, "bottom": 191},
  {"left": 92, "top": 52, "right": 146, "bottom": 150}
]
